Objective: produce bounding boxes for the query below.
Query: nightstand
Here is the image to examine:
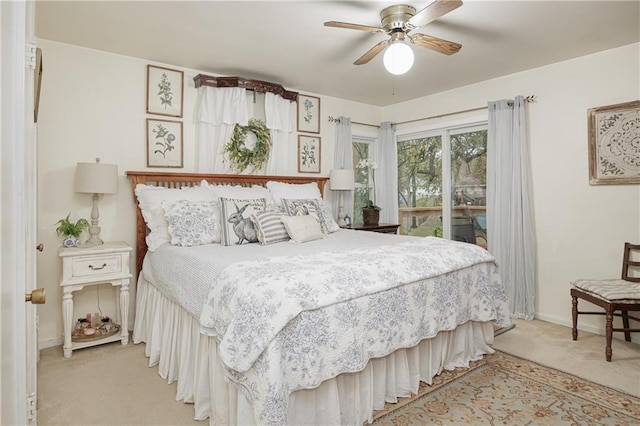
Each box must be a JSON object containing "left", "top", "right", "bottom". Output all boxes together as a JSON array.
[
  {"left": 58, "top": 241, "right": 132, "bottom": 358},
  {"left": 347, "top": 223, "right": 400, "bottom": 234}
]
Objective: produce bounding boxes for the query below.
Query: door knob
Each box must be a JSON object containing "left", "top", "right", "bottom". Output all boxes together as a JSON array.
[
  {"left": 36, "top": 243, "right": 44, "bottom": 252},
  {"left": 25, "top": 288, "right": 46, "bottom": 304}
]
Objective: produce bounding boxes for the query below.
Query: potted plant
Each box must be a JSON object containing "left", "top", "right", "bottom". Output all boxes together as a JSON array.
[
  {"left": 357, "top": 159, "right": 382, "bottom": 226},
  {"left": 56, "top": 213, "right": 89, "bottom": 247}
]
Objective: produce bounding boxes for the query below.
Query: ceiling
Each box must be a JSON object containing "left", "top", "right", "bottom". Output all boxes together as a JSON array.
[{"left": 35, "top": 1, "right": 640, "bottom": 107}]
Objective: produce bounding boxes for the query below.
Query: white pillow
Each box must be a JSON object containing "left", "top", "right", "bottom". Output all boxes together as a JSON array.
[
  {"left": 163, "top": 200, "right": 218, "bottom": 247},
  {"left": 282, "top": 198, "right": 340, "bottom": 234},
  {"left": 266, "top": 181, "right": 322, "bottom": 205},
  {"left": 207, "top": 183, "right": 271, "bottom": 201},
  {"left": 281, "top": 215, "right": 325, "bottom": 244},
  {"left": 219, "top": 197, "right": 267, "bottom": 246},
  {"left": 317, "top": 200, "right": 340, "bottom": 233},
  {"left": 135, "top": 183, "right": 215, "bottom": 251},
  {"left": 250, "top": 211, "right": 290, "bottom": 245}
]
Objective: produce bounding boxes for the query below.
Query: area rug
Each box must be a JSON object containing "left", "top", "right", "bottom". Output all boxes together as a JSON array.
[{"left": 371, "top": 351, "right": 640, "bottom": 425}]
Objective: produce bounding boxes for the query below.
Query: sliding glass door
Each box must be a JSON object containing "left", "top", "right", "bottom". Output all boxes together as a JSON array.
[{"left": 397, "top": 124, "right": 488, "bottom": 247}]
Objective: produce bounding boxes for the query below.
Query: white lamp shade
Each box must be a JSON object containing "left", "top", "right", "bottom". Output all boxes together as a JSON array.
[
  {"left": 75, "top": 161, "right": 118, "bottom": 194},
  {"left": 329, "top": 169, "right": 355, "bottom": 190},
  {"left": 383, "top": 42, "right": 414, "bottom": 75}
]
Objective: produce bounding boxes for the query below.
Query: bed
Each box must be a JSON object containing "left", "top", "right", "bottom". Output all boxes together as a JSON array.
[{"left": 126, "top": 171, "right": 511, "bottom": 425}]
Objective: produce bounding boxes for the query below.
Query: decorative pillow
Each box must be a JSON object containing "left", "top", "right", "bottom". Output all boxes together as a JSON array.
[
  {"left": 163, "top": 200, "right": 218, "bottom": 247},
  {"left": 281, "top": 215, "right": 325, "bottom": 244},
  {"left": 219, "top": 197, "right": 267, "bottom": 246},
  {"left": 250, "top": 211, "right": 289, "bottom": 245},
  {"left": 266, "top": 181, "right": 322, "bottom": 205},
  {"left": 282, "top": 198, "right": 337, "bottom": 234},
  {"left": 317, "top": 200, "right": 341, "bottom": 233},
  {"left": 135, "top": 183, "right": 215, "bottom": 251}
]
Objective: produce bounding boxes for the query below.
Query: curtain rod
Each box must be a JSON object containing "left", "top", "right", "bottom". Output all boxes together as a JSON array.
[
  {"left": 395, "top": 95, "right": 536, "bottom": 126},
  {"left": 328, "top": 95, "right": 536, "bottom": 128},
  {"left": 327, "top": 116, "right": 379, "bottom": 128}
]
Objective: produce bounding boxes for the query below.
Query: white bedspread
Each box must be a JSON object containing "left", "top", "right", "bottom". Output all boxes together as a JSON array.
[{"left": 195, "top": 236, "right": 509, "bottom": 424}]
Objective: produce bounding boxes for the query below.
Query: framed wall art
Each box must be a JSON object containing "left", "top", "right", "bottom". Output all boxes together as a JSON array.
[
  {"left": 298, "top": 135, "right": 321, "bottom": 173},
  {"left": 588, "top": 100, "right": 640, "bottom": 185},
  {"left": 146, "top": 118, "right": 183, "bottom": 168},
  {"left": 146, "top": 65, "right": 184, "bottom": 117},
  {"left": 297, "top": 94, "right": 320, "bottom": 134}
]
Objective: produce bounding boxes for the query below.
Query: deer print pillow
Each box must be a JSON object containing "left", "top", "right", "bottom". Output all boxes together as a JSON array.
[{"left": 219, "top": 197, "right": 267, "bottom": 246}]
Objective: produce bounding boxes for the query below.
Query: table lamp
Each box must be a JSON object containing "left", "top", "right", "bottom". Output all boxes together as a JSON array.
[
  {"left": 75, "top": 158, "right": 118, "bottom": 247},
  {"left": 329, "top": 169, "right": 355, "bottom": 227}
]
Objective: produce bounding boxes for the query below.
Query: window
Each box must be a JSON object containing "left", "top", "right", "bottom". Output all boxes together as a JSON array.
[{"left": 397, "top": 122, "right": 488, "bottom": 247}]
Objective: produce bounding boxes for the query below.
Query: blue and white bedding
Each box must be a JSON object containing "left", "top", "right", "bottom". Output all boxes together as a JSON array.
[{"left": 143, "top": 231, "right": 510, "bottom": 425}]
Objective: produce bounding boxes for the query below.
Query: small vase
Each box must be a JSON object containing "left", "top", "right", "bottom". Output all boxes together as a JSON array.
[
  {"left": 362, "top": 208, "right": 379, "bottom": 226},
  {"left": 62, "top": 236, "right": 79, "bottom": 248}
]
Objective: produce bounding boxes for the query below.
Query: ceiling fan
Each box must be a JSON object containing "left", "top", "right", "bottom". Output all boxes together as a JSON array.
[{"left": 324, "top": 0, "right": 463, "bottom": 74}]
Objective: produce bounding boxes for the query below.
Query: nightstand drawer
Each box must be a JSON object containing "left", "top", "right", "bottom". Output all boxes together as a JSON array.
[{"left": 71, "top": 253, "right": 124, "bottom": 279}]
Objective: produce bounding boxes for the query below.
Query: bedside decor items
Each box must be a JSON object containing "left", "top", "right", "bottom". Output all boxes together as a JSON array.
[
  {"left": 588, "top": 100, "right": 640, "bottom": 185},
  {"left": 146, "top": 64, "right": 184, "bottom": 117},
  {"left": 75, "top": 158, "right": 118, "bottom": 247},
  {"left": 55, "top": 213, "right": 89, "bottom": 248},
  {"left": 298, "top": 135, "right": 321, "bottom": 173},
  {"left": 58, "top": 241, "right": 132, "bottom": 357},
  {"left": 297, "top": 94, "right": 320, "bottom": 134},
  {"left": 357, "top": 158, "right": 381, "bottom": 225},
  {"left": 146, "top": 118, "right": 183, "bottom": 168},
  {"left": 329, "top": 169, "right": 355, "bottom": 227},
  {"left": 225, "top": 118, "right": 272, "bottom": 173}
]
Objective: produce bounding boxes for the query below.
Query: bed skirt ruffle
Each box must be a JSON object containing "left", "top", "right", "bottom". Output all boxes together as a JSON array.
[{"left": 132, "top": 274, "right": 496, "bottom": 425}]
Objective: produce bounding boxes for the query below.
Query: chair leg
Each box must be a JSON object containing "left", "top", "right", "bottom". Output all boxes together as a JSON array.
[
  {"left": 571, "top": 296, "right": 578, "bottom": 341},
  {"left": 605, "top": 309, "right": 614, "bottom": 362},
  {"left": 622, "top": 310, "right": 631, "bottom": 341}
]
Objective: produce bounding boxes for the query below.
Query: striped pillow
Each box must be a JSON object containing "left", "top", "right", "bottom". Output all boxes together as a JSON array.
[{"left": 250, "top": 211, "right": 290, "bottom": 245}]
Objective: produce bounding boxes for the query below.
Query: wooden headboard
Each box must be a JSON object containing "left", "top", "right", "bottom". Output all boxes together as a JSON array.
[{"left": 125, "top": 171, "right": 330, "bottom": 276}]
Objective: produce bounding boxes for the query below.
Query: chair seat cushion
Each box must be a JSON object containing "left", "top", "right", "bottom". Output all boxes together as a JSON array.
[{"left": 572, "top": 279, "right": 640, "bottom": 302}]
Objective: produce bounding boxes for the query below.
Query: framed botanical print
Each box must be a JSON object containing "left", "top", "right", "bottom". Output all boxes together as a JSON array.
[
  {"left": 146, "top": 65, "right": 184, "bottom": 117},
  {"left": 146, "top": 118, "right": 183, "bottom": 168},
  {"left": 297, "top": 94, "right": 320, "bottom": 134},
  {"left": 588, "top": 100, "right": 640, "bottom": 185},
  {"left": 298, "top": 135, "right": 321, "bottom": 173}
]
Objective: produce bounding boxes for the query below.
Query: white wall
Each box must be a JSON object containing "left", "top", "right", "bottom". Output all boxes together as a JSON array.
[
  {"left": 35, "top": 39, "right": 381, "bottom": 347},
  {"left": 384, "top": 43, "right": 640, "bottom": 338}
]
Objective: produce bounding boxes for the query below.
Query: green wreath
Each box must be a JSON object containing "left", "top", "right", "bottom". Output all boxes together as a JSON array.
[{"left": 224, "top": 118, "right": 272, "bottom": 172}]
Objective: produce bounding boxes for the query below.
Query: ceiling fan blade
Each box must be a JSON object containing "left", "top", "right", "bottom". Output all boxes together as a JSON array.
[
  {"left": 410, "top": 33, "right": 462, "bottom": 55},
  {"left": 353, "top": 40, "right": 389, "bottom": 65},
  {"left": 324, "top": 21, "right": 384, "bottom": 33},
  {"left": 408, "top": 0, "right": 463, "bottom": 29}
]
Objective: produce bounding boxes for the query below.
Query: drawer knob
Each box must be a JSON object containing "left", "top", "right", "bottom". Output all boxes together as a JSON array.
[{"left": 88, "top": 263, "right": 107, "bottom": 270}]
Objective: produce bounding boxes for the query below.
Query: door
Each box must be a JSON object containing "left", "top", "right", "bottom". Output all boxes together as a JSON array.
[{"left": 1, "top": 1, "right": 39, "bottom": 424}]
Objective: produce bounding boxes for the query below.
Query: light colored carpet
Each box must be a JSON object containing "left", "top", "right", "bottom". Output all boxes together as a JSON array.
[
  {"left": 37, "top": 319, "right": 640, "bottom": 425},
  {"left": 372, "top": 351, "right": 640, "bottom": 425}
]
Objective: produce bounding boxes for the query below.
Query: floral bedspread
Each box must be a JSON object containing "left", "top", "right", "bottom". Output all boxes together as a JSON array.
[{"left": 199, "top": 236, "right": 510, "bottom": 424}]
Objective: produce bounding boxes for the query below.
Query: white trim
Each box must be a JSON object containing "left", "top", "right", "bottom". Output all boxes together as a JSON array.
[
  {"left": 396, "top": 114, "right": 487, "bottom": 140},
  {"left": 535, "top": 312, "right": 640, "bottom": 344},
  {"left": 39, "top": 336, "right": 64, "bottom": 350}
]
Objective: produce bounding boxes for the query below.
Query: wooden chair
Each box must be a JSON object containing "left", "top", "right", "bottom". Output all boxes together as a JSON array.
[{"left": 571, "top": 242, "right": 640, "bottom": 361}]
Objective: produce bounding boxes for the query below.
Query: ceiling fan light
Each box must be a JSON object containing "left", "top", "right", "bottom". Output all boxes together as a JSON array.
[{"left": 383, "top": 42, "right": 414, "bottom": 75}]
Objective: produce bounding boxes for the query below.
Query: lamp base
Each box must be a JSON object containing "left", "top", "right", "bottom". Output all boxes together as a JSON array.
[{"left": 83, "top": 225, "right": 104, "bottom": 247}]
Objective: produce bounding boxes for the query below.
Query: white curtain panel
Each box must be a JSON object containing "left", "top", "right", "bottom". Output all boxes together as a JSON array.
[
  {"left": 194, "top": 87, "right": 248, "bottom": 173},
  {"left": 265, "top": 92, "right": 292, "bottom": 175},
  {"left": 330, "top": 117, "right": 354, "bottom": 221},
  {"left": 376, "top": 122, "right": 399, "bottom": 224},
  {"left": 487, "top": 96, "right": 537, "bottom": 320}
]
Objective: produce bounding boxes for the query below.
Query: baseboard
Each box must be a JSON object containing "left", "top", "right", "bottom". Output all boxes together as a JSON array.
[
  {"left": 39, "top": 336, "right": 63, "bottom": 349},
  {"left": 534, "top": 313, "right": 640, "bottom": 344}
]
